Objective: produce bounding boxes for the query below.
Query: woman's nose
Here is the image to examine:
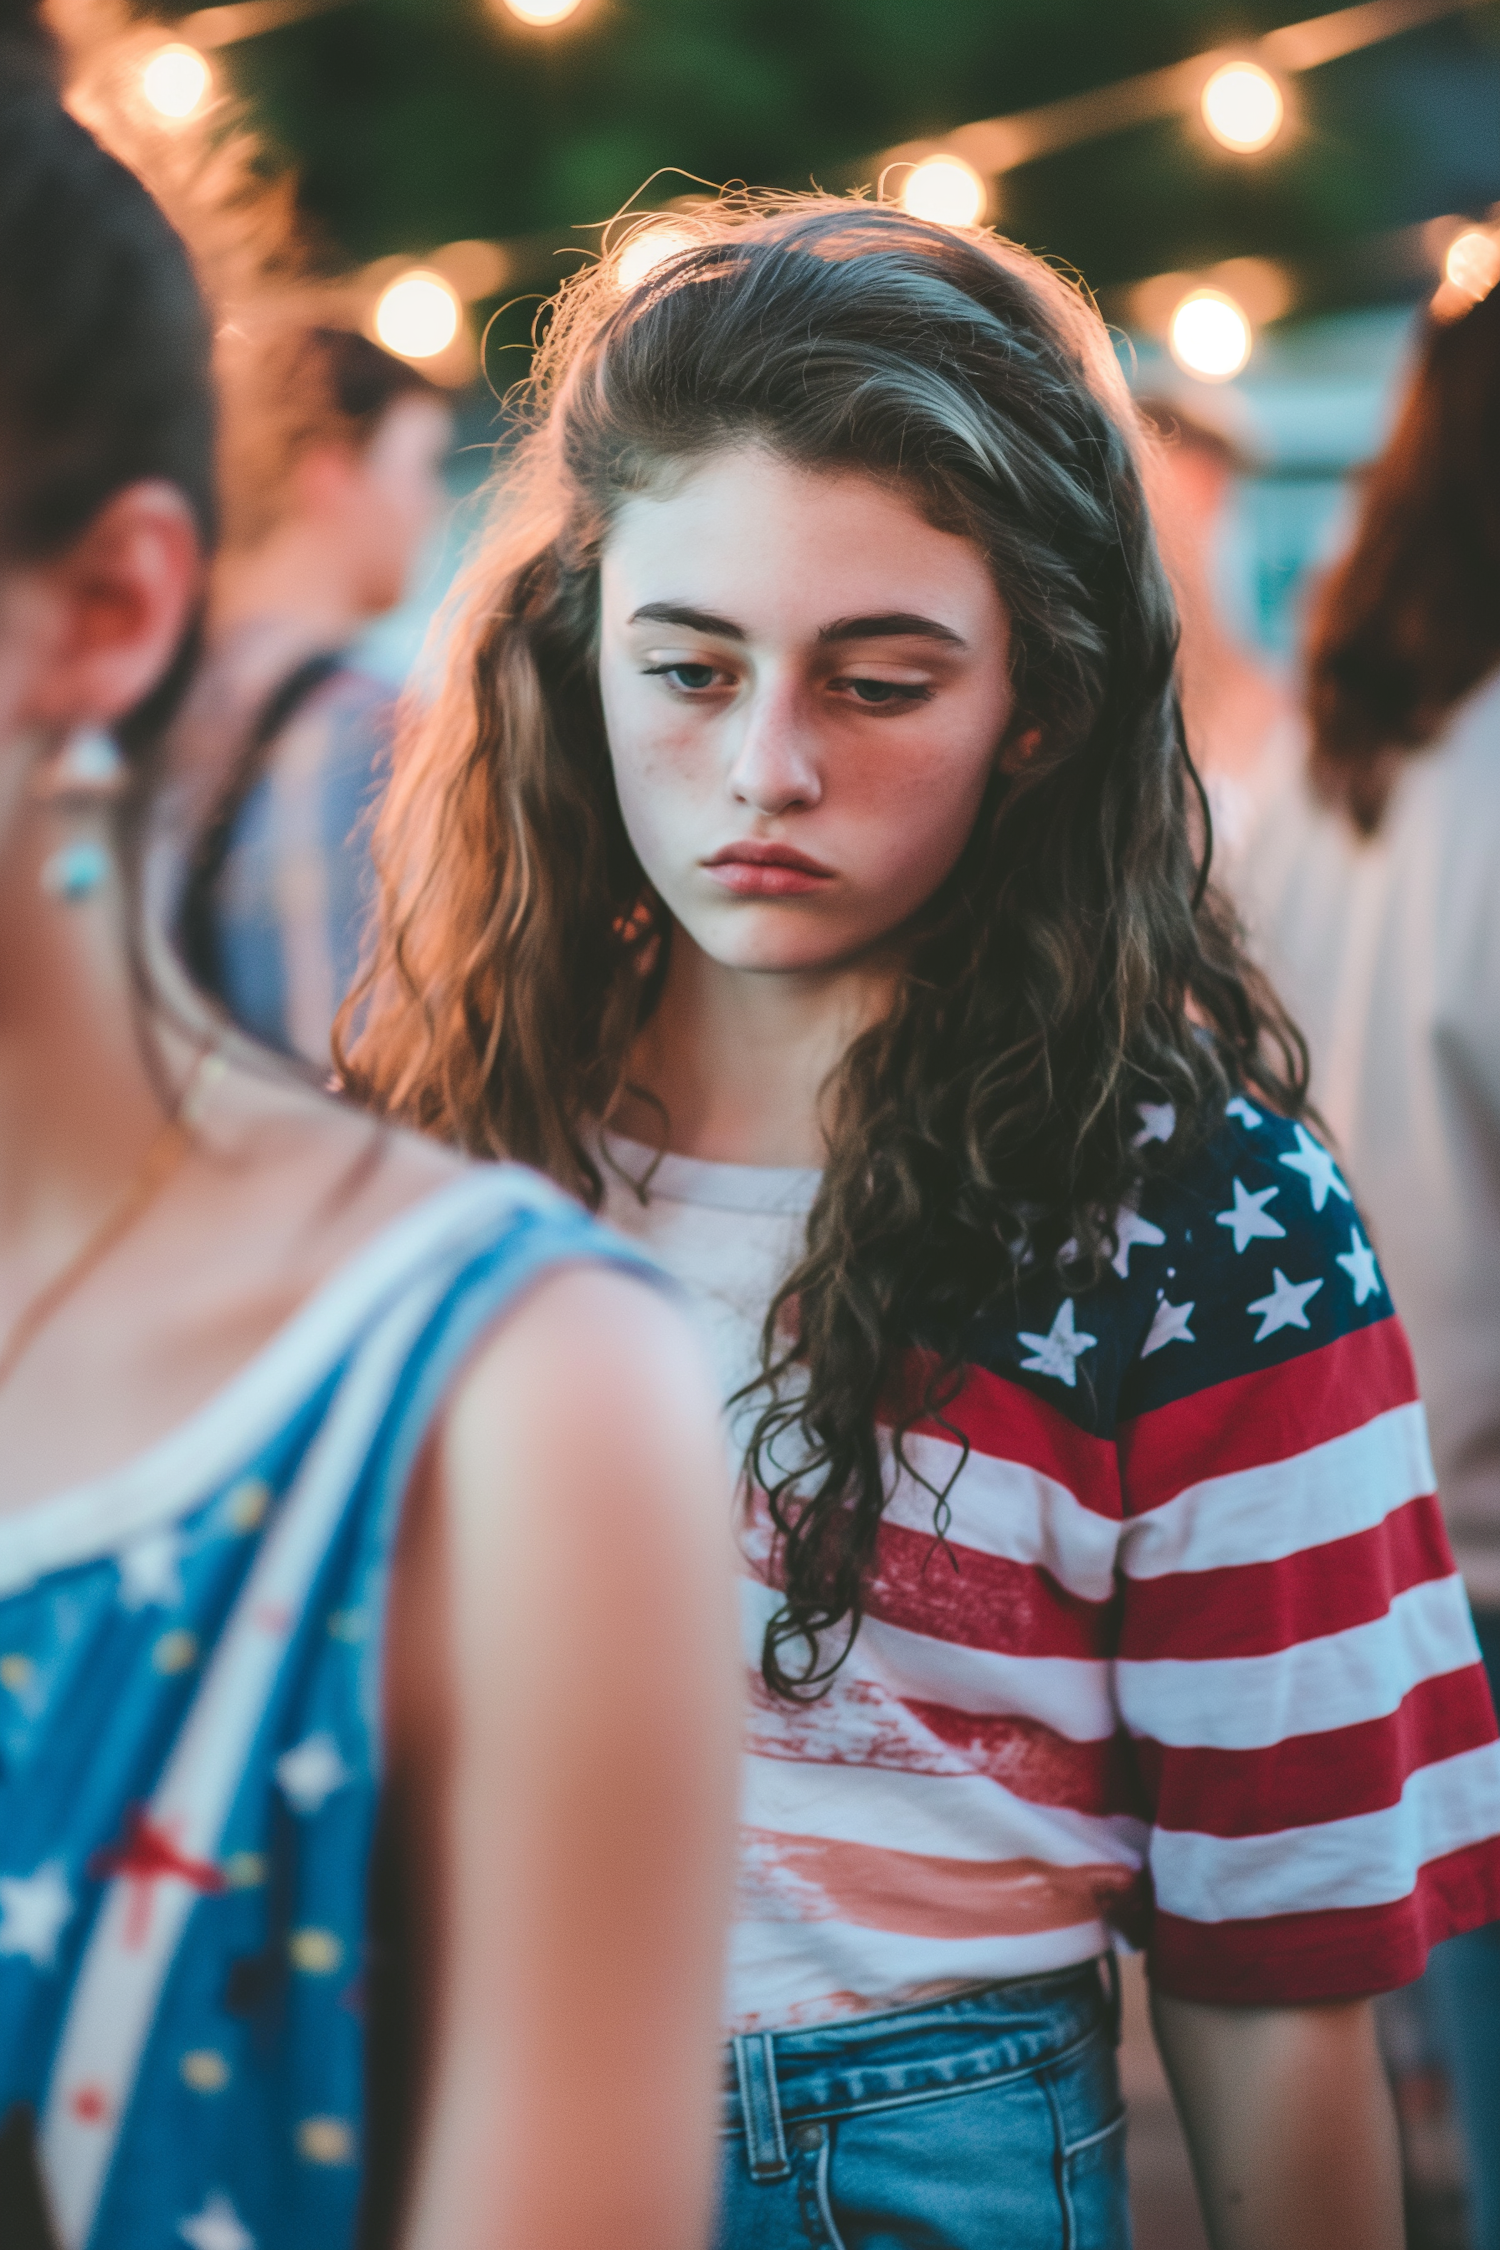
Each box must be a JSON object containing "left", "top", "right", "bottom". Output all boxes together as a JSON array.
[{"left": 725, "top": 681, "right": 823, "bottom": 816}]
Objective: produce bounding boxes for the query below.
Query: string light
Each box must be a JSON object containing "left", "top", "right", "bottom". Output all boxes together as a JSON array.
[
  {"left": 141, "top": 42, "right": 212, "bottom": 121},
  {"left": 1169, "top": 288, "right": 1252, "bottom": 380},
  {"left": 614, "top": 222, "right": 697, "bottom": 291},
  {"left": 900, "top": 156, "right": 987, "bottom": 229},
  {"left": 373, "top": 270, "right": 462, "bottom": 360},
  {"left": 501, "top": 0, "right": 583, "bottom": 21},
  {"left": 1200, "top": 60, "right": 1285, "bottom": 153},
  {"left": 1443, "top": 228, "right": 1500, "bottom": 308}
]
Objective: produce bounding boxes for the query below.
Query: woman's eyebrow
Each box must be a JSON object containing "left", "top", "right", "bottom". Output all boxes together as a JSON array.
[
  {"left": 817, "top": 612, "right": 967, "bottom": 646},
  {"left": 628, "top": 600, "right": 745, "bottom": 639}
]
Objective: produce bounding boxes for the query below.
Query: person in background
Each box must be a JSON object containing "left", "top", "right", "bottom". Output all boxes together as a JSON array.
[
  {"left": 345, "top": 192, "right": 1500, "bottom": 2250},
  {"left": 1137, "top": 389, "right": 1295, "bottom": 873},
  {"left": 173, "top": 324, "right": 453, "bottom": 1062},
  {"left": 1240, "top": 277, "right": 1500, "bottom": 2250},
  {"left": 0, "top": 14, "right": 739, "bottom": 2247}
]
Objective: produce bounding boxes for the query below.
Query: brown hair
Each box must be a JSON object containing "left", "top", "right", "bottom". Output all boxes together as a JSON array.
[
  {"left": 342, "top": 192, "right": 1306, "bottom": 1695},
  {"left": 1307, "top": 283, "right": 1500, "bottom": 833}
]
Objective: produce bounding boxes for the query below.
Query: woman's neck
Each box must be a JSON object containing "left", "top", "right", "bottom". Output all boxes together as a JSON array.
[
  {"left": 0, "top": 792, "right": 183, "bottom": 1256},
  {"left": 617, "top": 931, "right": 896, "bottom": 1168}
]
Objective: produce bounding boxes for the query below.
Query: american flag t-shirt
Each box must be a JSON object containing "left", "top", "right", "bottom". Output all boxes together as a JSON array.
[{"left": 602, "top": 1102, "right": 1500, "bottom": 2033}]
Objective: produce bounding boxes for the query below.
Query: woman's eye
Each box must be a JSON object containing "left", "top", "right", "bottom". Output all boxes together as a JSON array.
[
  {"left": 836, "top": 677, "right": 933, "bottom": 707},
  {"left": 648, "top": 661, "right": 724, "bottom": 692}
]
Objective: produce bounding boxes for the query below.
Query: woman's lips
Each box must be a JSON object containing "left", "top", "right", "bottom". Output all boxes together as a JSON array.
[{"left": 700, "top": 842, "right": 836, "bottom": 898}]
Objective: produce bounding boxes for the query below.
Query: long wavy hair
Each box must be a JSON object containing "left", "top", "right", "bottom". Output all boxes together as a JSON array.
[
  {"left": 343, "top": 192, "right": 1306, "bottom": 1696},
  {"left": 1307, "top": 280, "right": 1500, "bottom": 834}
]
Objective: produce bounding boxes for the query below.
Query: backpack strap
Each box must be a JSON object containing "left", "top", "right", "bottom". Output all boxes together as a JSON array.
[{"left": 177, "top": 649, "right": 347, "bottom": 1000}]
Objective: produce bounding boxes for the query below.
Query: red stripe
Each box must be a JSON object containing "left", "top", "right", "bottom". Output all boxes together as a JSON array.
[
  {"left": 891, "top": 1349, "right": 1121, "bottom": 1518},
  {"left": 1119, "top": 1493, "right": 1456, "bottom": 1662},
  {"left": 741, "top": 1825, "right": 1145, "bottom": 1940},
  {"left": 864, "top": 1518, "right": 1114, "bottom": 1660},
  {"left": 1118, "top": 1316, "right": 1419, "bottom": 1516},
  {"left": 903, "top": 1701, "right": 1150, "bottom": 1818},
  {"left": 1150, "top": 1834, "right": 1500, "bottom": 2005},
  {"left": 1134, "top": 1665, "right": 1499, "bottom": 1838}
]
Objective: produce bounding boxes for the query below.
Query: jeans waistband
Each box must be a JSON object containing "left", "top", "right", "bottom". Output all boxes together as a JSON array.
[{"left": 723, "top": 1957, "right": 1119, "bottom": 2181}]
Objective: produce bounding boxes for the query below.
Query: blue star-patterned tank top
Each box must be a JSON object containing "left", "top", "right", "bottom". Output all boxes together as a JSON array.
[{"left": 0, "top": 1167, "right": 651, "bottom": 2250}]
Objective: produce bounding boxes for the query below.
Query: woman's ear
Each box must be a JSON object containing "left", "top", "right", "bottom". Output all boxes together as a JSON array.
[
  {"left": 998, "top": 721, "right": 1044, "bottom": 775},
  {"left": 19, "top": 480, "right": 203, "bottom": 733}
]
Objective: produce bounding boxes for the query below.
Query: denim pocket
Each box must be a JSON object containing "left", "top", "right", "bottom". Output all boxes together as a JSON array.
[
  {"left": 1047, "top": 2024, "right": 1131, "bottom": 2250},
  {"left": 1061, "top": 2106, "right": 1130, "bottom": 2250},
  {"left": 821, "top": 2070, "right": 1074, "bottom": 2249}
]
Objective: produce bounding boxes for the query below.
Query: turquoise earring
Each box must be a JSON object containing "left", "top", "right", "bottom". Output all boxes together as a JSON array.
[
  {"left": 34, "top": 730, "right": 127, "bottom": 904},
  {"left": 42, "top": 840, "right": 112, "bottom": 901}
]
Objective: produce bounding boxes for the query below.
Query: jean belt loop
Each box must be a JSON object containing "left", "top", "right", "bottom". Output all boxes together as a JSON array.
[
  {"left": 731, "top": 2031, "right": 792, "bottom": 2183},
  {"left": 1099, "top": 1946, "right": 1122, "bottom": 2046}
]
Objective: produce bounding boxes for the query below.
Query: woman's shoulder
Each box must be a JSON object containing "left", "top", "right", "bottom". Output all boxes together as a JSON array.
[{"left": 1119, "top": 1098, "right": 1403, "bottom": 1427}]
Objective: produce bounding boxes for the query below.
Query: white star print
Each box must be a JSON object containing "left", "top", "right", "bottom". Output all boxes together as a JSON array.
[
  {"left": 1247, "top": 1268, "right": 1324, "bottom": 1342},
  {"left": 1111, "top": 1204, "right": 1167, "bottom": 1278},
  {"left": 1215, "top": 1178, "right": 1287, "bottom": 1255},
  {"left": 179, "top": 2194, "right": 256, "bottom": 2250},
  {"left": 1336, "top": 1227, "right": 1381, "bottom": 1305},
  {"left": 0, "top": 1861, "right": 74, "bottom": 1968},
  {"left": 1279, "top": 1123, "right": 1352, "bottom": 1213},
  {"left": 1142, "top": 1296, "right": 1196, "bottom": 1356},
  {"left": 1225, "top": 1096, "right": 1261, "bottom": 1129},
  {"left": 1132, "top": 1101, "right": 1176, "bottom": 1148},
  {"left": 116, "top": 1529, "right": 184, "bottom": 1611},
  {"left": 1018, "top": 1299, "right": 1098, "bottom": 1388},
  {"left": 275, "top": 1732, "right": 350, "bottom": 1816}
]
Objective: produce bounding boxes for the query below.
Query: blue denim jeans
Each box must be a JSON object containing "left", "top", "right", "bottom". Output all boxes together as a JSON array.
[{"left": 714, "top": 1960, "right": 1130, "bottom": 2250}]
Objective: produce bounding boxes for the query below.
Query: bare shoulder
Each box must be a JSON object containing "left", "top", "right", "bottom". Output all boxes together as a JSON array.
[
  {"left": 442, "top": 1262, "right": 721, "bottom": 1499},
  {"left": 385, "top": 1259, "right": 735, "bottom": 1777}
]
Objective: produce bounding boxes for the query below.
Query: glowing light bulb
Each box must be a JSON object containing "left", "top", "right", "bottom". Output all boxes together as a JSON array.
[
  {"left": 141, "top": 43, "right": 211, "bottom": 121},
  {"left": 373, "top": 270, "right": 461, "bottom": 360},
  {"left": 502, "top": 0, "right": 583, "bottom": 21},
  {"left": 900, "top": 156, "right": 987, "bottom": 229},
  {"left": 1200, "top": 61, "right": 1284, "bottom": 154},
  {"left": 1444, "top": 229, "right": 1500, "bottom": 307},
  {"left": 1169, "top": 288, "right": 1252, "bottom": 381},
  {"left": 614, "top": 223, "right": 697, "bottom": 291}
]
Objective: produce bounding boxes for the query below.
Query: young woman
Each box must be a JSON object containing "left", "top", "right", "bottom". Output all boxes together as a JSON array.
[
  {"left": 0, "top": 17, "right": 738, "bottom": 2250},
  {"left": 1242, "top": 277, "right": 1500, "bottom": 2249},
  {"left": 347, "top": 194, "right": 1500, "bottom": 2250}
]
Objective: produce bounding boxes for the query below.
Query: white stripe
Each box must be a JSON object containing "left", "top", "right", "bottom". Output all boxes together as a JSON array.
[
  {"left": 1120, "top": 1401, "right": 1433, "bottom": 1581},
  {"left": 0, "top": 1169, "right": 566, "bottom": 1598},
  {"left": 741, "top": 1754, "right": 1145, "bottom": 1869},
  {"left": 737, "top": 1581, "right": 1119, "bottom": 1744},
  {"left": 883, "top": 1431, "right": 1121, "bottom": 1602},
  {"left": 38, "top": 1255, "right": 467, "bottom": 2250},
  {"left": 1153, "top": 1739, "right": 1500, "bottom": 1921},
  {"left": 1116, "top": 1572, "right": 1480, "bottom": 1750},
  {"left": 725, "top": 1916, "right": 1111, "bottom": 2035}
]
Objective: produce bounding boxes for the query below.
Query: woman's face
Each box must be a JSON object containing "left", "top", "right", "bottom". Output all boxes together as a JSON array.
[{"left": 598, "top": 447, "right": 1015, "bottom": 978}]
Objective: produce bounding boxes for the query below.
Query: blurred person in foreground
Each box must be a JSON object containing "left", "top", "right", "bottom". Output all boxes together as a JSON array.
[
  {"left": 344, "top": 191, "right": 1500, "bottom": 2250},
  {"left": 1138, "top": 389, "right": 1295, "bottom": 877},
  {"left": 0, "top": 12, "right": 739, "bottom": 2247},
  {"left": 1241, "top": 276, "right": 1500, "bottom": 2250},
  {"left": 172, "top": 324, "right": 453, "bottom": 1063}
]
